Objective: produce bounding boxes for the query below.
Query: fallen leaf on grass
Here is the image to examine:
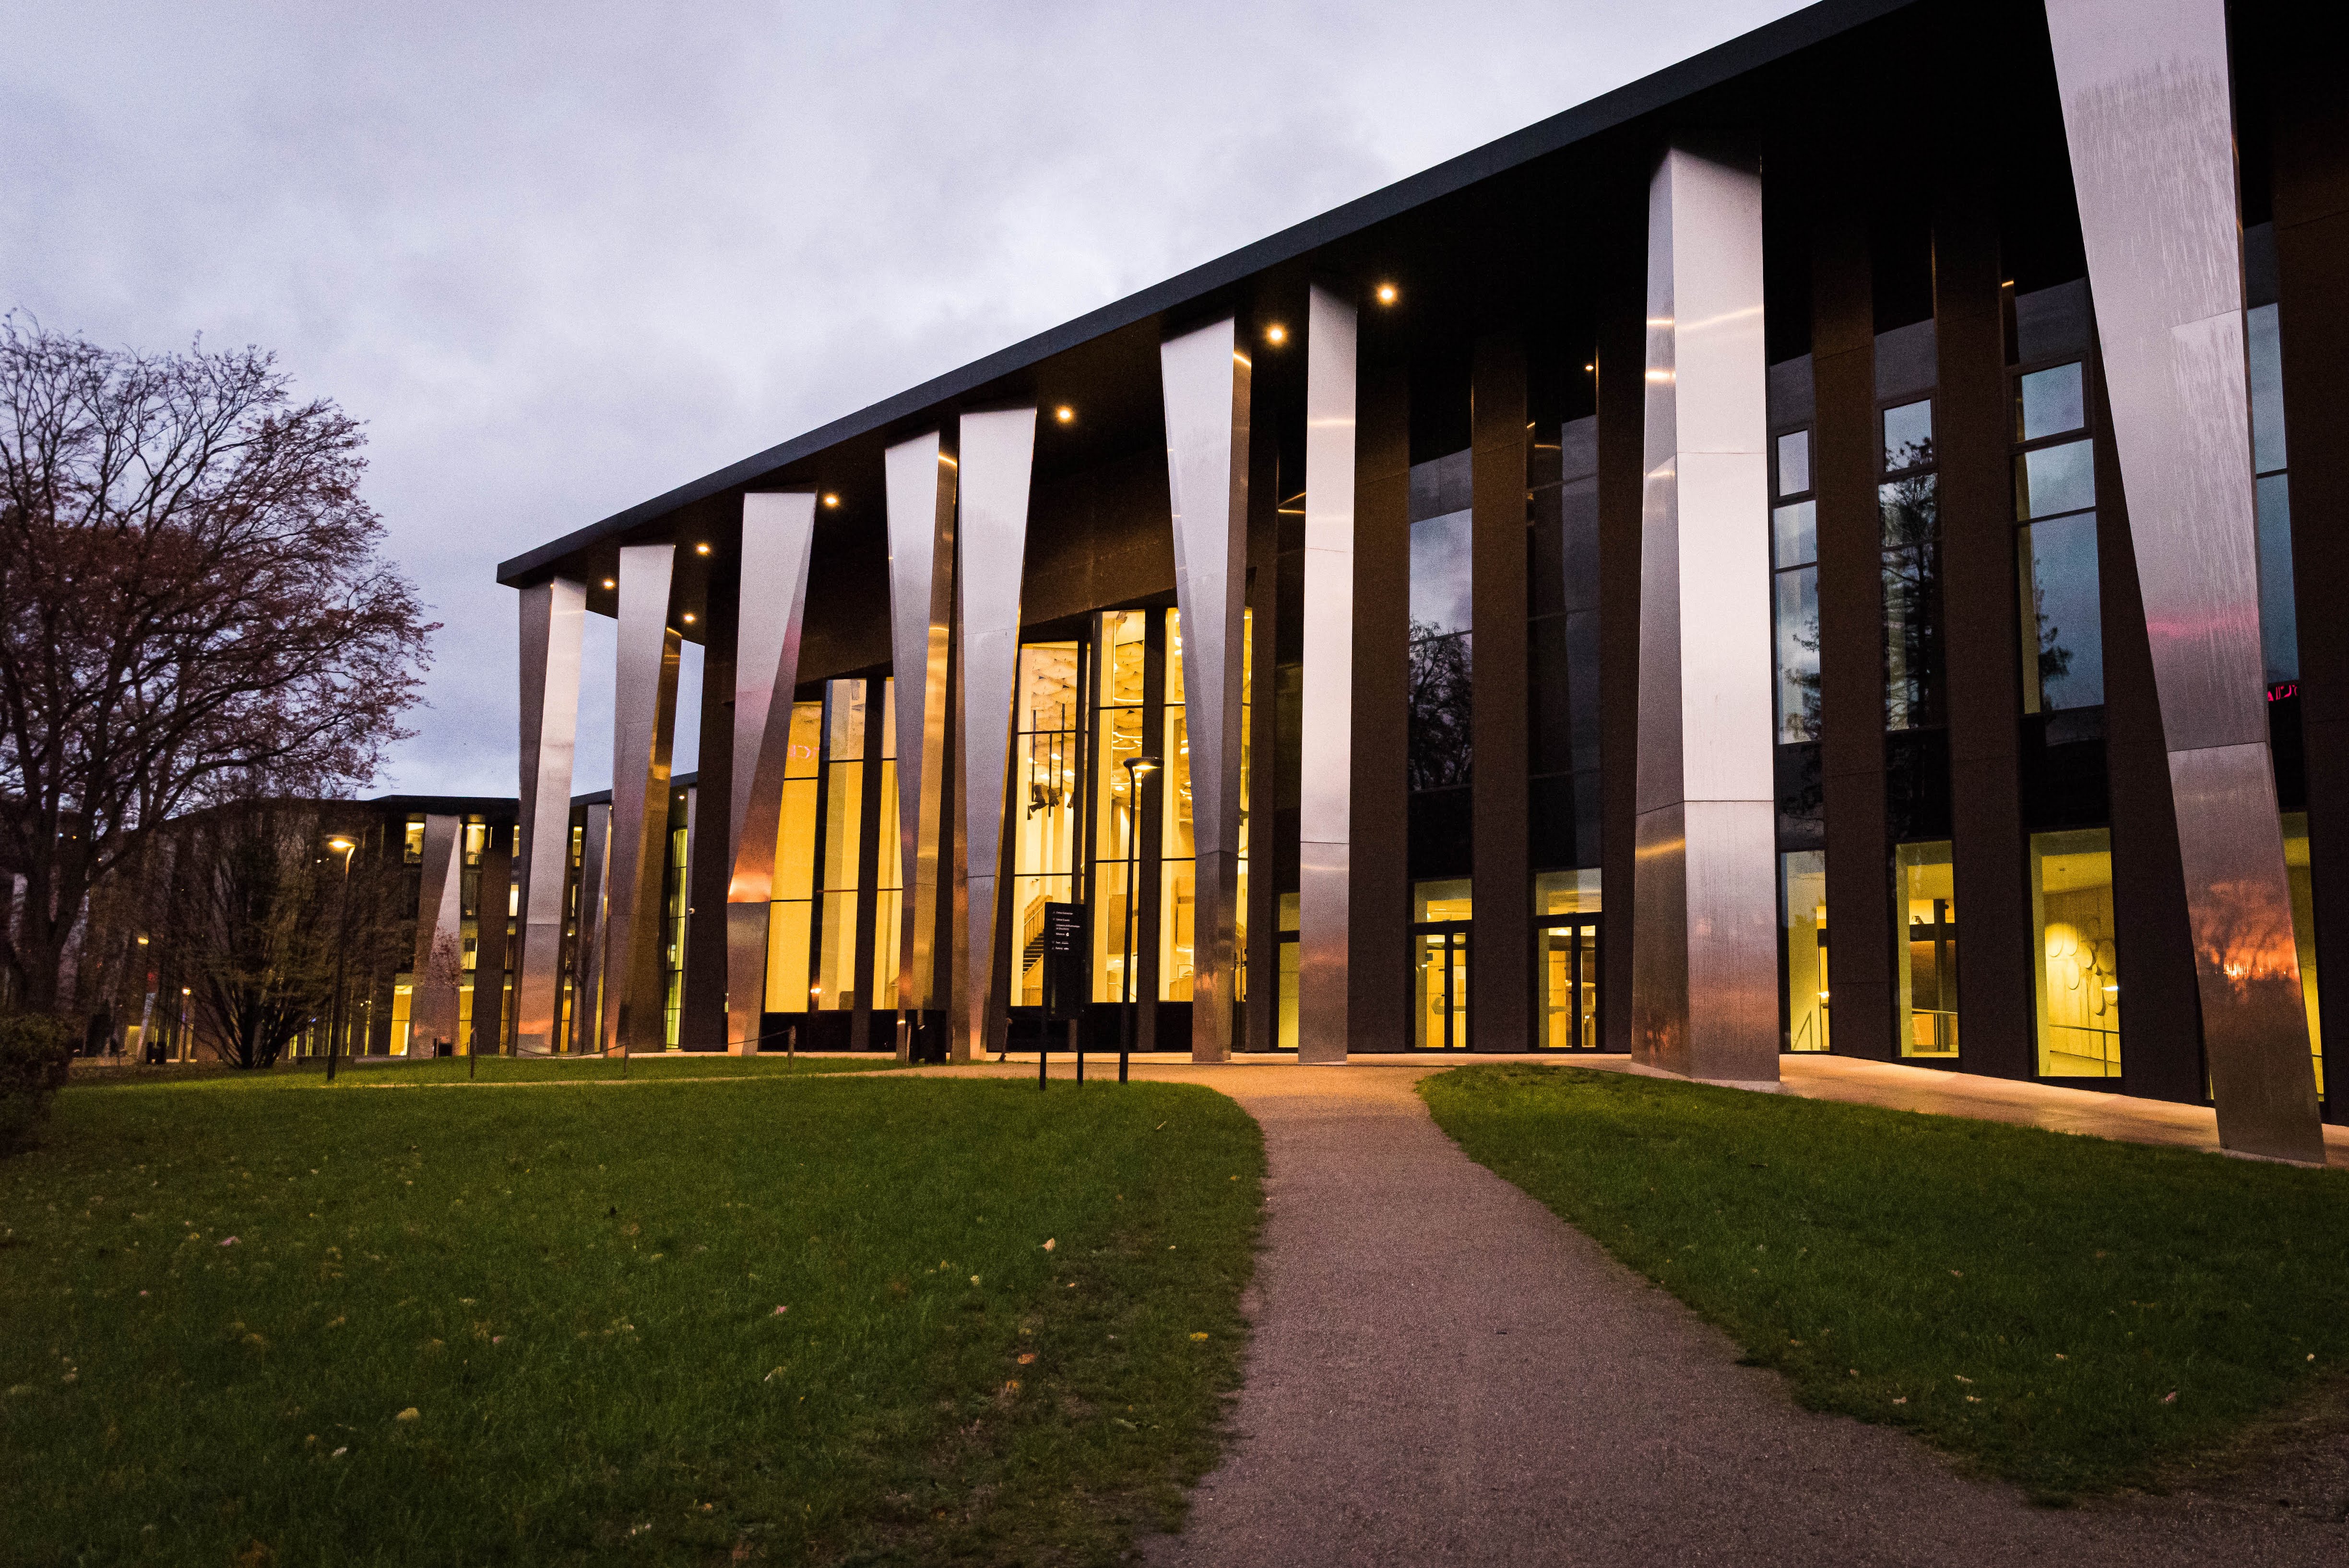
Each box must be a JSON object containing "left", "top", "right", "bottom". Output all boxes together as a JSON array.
[
  {"left": 394, "top": 1408, "right": 420, "bottom": 1423},
  {"left": 2162, "top": 1391, "right": 2179, "bottom": 1404},
  {"left": 220, "top": 1236, "right": 240, "bottom": 1247},
  {"left": 772, "top": 1305, "right": 788, "bottom": 1316},
  {"left": 1190, "top": 1332, "right": 1210, "bottom": 1342},
  {"left": 1017, "top": 1353, "right": 1036, "bottom": 1365},
  {"left": 1042, "top": 1238, "right": 1056, "bottom": 1252}
]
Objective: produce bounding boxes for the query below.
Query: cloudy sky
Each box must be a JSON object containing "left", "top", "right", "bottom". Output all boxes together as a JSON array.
[{"left": 3, "top": 0, "right": 1804, "bottom": 798}]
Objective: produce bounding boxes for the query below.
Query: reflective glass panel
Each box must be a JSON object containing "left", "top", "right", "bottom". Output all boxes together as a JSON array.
[
  {"left": 1777, "top": 429, "right": 1811, "bottom": 498},
  {"left": 2258, "top": 473, "right": 2299, "bottom": 687},
  {"left": 1882, "top": 475, "right": 1942, "bottom": 731},
  {"left": 1772, "top": 500, "right": 1817, "bottom": 569},
  {"left": 2017, "top": 515, "right": 2105, "bottom": 713},
  {"left": 1780, "top": 850, "right": 1829, "bottom": 1052},
  {"left": 2016, "top": 440, "right": 2096, "bottom": 520},
  {"left": 2031, "top": 829, "right": 2121, "bottom": 1077},
  {"left": 1410, "top": 510, "right": 1474, "bottom": 636},
  {"left": 2249, "top": 303, "right": 2288, "bottom": 475},
  {"left": 2017, "top": 363, "right": 2085, "bottom": 441},
  {"left": 2282, "top": 811, "right": 2324, "bottom": 1098},
  {"left": 1775, "top": 566, "right": 1821, "bottom": 743},
  {"left": 1896, "top": 841, "right": 1958, "bottom": 1057},
  {"left": 1883, "top": 399, "right": 1934, "bottom": 472}
]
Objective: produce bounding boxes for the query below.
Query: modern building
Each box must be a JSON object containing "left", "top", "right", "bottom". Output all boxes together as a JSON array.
[{"left": 496, "top": 0, "right": 2342, "bottom": 1160}]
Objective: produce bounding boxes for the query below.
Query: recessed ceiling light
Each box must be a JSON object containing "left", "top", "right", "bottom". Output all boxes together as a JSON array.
[
  {"left": 1376, "top": 283, "right": 1399, "bottom": 305},
  {"left": 1055, "top": 405, "right": 1075, "bottom": 424},
  {"left": 1265, "top": 324, "right": 1287, "bottom": 345},
  {"left": 821, "top": 493, "right": 840, "bottom": 508},
  {"left": 695, "top": 542, "right": 710, "bottom": 555},
  {"left": 603, "top": 578, "right": 616, "bottom": 589},
  {"left": 682, "top": 612, "right": 696, "bottom": 624}
]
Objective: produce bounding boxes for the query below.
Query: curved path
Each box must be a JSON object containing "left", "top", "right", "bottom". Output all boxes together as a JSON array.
[{"left": 1056, "top": 1061, "right": 2349, "bottom": 1568}]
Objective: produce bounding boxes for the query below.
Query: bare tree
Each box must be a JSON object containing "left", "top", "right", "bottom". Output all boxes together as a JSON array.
[
  {"left": 144, "top": 801, "right": 410, "bottom": 1068},
  {"left": 0, "top": 315, "right": 432, "bottom": 1014}
]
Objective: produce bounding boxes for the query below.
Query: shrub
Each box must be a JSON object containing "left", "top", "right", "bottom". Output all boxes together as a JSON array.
[{"left": 0, "top": 1014, "right": 75, "bottom": 1154}]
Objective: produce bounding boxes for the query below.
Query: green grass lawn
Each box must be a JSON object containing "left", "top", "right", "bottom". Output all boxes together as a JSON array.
[
  {"left": 1422, "top": 1063, "right": 2349, "bottom": 1501},
  {"left": 1, "top": 1062, "right": 1264, "bottom": 1565}
]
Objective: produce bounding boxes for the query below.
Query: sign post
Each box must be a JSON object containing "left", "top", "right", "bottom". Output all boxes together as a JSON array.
[{"left": 1042, "top": 902, "right": 1086, "bottom": 1090}]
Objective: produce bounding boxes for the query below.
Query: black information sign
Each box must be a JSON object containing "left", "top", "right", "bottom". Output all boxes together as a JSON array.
[{"left": 1042, "top": 902, "right": 1087, "bottom": 1022}]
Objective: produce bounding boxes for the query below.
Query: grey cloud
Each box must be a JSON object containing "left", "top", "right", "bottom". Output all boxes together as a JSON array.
[{"left": 1, "top": 0, "right": 1804, "bottom": 798}]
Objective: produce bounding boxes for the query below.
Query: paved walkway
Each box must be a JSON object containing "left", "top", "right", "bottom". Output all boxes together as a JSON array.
[{"left": 928, "top": 1057, "right": 2347, "bottom": 1566}]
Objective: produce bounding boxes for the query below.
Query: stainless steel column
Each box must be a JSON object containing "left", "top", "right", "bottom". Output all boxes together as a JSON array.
[
  {"left": 2046, "top": 0, "right": 2325, "bottom": 1160},
  {"left": 599, "top": 542, "right": 681, "bottom": 1056},
  {"left": 952, "top": 407, "right": 1037, "bottom": 1063},
  {"left": 513, "top": 577, "right": 585, "bottom": 1052},
  {"left": 724, "top": 491, "right": 818, "bottom": 1056},
  {"left": 886, "top": 433, "right": 957, "bottom": 1030},
  {"left": 1161, "top": 318, "right": 1252, "bottom": 1063},
  {"left": 409, "top": 813, "right": 464, "bottom": 1054},
  {"left": 1630, "top": 145, "right": 1780, "bottom": 1083},
  {"left": 1298, "top": 286, "right": 1355, "bottom": 1063}
]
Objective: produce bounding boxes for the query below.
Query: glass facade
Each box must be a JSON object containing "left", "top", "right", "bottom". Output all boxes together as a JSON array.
[
  {"left": 2031, "top": 828, "right": 2121, "bottom": 1078},
  {"left": 1161, "top": 614, "right": 1195, "bottom": 1001},
  {"left": 1772, "top": 427, "right": 1821, "bottom": 743},
  {"left": 1012, "top": 644, "right": 1082, "bottom": 1006},
  {"left": 2013, "top": 360, "right": 2104, "bottom": 714},
  {"left": 1780, "top": 850, "right": 1829, "bottom": 1052},
  {"left": 2283, "top": 812, "right": 2323, "bottom": 1098},
  {"left": 1411, "top": 879, "right": 1472, "bottom": 1050},
  {"left": 1533, "top": 869, "right": 1601, "bottom": 1050},
  {"left": 814, "top": 681, "right": 865, "bottom": 1012},
  {"left": 2249, "top": 301, "right": 2297, "bottom": 688},
  {"left": 1881, "top": 397, "right": 1943, "bottom": 731},
  {"left": 1896, "top": 841, "right": 1958, "bottom": 1057},
  {"left": 762, "top": 701, "right": 822, "bottom": 1012},
  {"left": 1092, "top": 610, "right": 1147, "bottom": 1004}
]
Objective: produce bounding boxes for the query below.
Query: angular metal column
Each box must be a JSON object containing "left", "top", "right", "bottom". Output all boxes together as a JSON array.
[
  {"left": 513, "top": 577, "right": 585, "bottom": 1052},
  {"left": 1630, "top": 145, "right": 1780, "bottom": 1083},
  {"left": 1161, "top": 318, "right": 1252, "bottom": 1063},
  {"left": 886, "top": 433, "right": 958, "bottom": 1033},
  {"left": 600, "top": 542, "right": 681, "bottom": 1056},
  {"left": 952, "top": 407, "right": 1037, "bottom": 1063},
  {"left": 724, "top": 491, "right": 818, "bottom": 1056},
  {"left": 409, "top": 812, "right": 464, "bottom": 1054},
  {"left": 2046, "top": 0, "right": 2324, "bottom": 1160},
  {"left": 1298, "top": 286, "right": 1356, "bottom": 1063}
]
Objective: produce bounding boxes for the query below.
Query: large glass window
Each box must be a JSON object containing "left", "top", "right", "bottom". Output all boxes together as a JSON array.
[
  {"left": 1276, "top": 891, "right": 1299, "bottom": 1052},
  {"left": 1410, "top": 450, "right": 1474, "bottom": 885},
  {"left": 1533, "top": 870, "right": 1601, "bottom": 1050},
  {"left": 2014, "top": 362, "right": 2104, "bottom": 714},
  {"left": 1772, "top": 427, "right": 1821, "bottom": 743},
  {"left": 813, "top": 680, "right": 865, "bottom": 1012},
  {"left": 2249, "top": 303, "right": 2298, "bottom": 688},
  {"left": 2031, "top": 828, "right": 2120, "bottom": 1077},
  {"left": 873, "top": 680, "right": 902, "bottom": 1010},
  {"left": 1896, "top": 841, "right": 1958, "bottom": 1057},
  {"left": 1011, "top": 644, "right": 1082, "bottom": 1006},
  {"left": 762, "top": 701, "right": 822, "bottom": 1012},
  {"left": 1161, "top": 611, "right": 1195, "bottom": 1001},
  {"left": 1780, "top": 850, "right": 1829, "bottom": 1052},
  {"left": 1530, "top": 416, "right": 1602, "bottom": 868},
  {"left": 1411, "top": 879, "right": 1472, "bottom": 1050},
  {"left": 2282, "top": 811, "right": 2324, "bottom": 1099},
  {"left": 1091, "top": 611, "right": 1147, "bottom": 1002},
  {"left": 1881, "top": 399, "right": 1943, "bottom": 731}
]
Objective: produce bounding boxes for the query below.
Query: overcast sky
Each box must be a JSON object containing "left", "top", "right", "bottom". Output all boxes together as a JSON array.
[{"left": 2, "top": 0, "right": 1806, "bottom": 799}]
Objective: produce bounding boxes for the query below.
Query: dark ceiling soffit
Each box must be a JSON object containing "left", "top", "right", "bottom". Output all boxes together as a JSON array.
[{"left": 497, "top": 0, "right": 1917, "bottom": 588}]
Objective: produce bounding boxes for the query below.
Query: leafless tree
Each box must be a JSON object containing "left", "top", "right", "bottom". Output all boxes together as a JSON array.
[{"left": 0, "top": 315, "right": 432, "bottom": 1015}]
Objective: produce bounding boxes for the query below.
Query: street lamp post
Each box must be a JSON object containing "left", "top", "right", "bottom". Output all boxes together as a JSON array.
[
  {"left": 325, "top": 836, "right": 356, "bottom": 1083},
  {"left": 1119, "top": 754, "right": 1160, "bottom": 1085}
]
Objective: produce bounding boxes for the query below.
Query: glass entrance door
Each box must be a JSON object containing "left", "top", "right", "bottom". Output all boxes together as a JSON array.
[
  {"left": 1412, "top": 924, "right": 1471, "bottom": 1049},
  {"left": 1536, "top": 916, "right": 1602, "bottom": 1049}
]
